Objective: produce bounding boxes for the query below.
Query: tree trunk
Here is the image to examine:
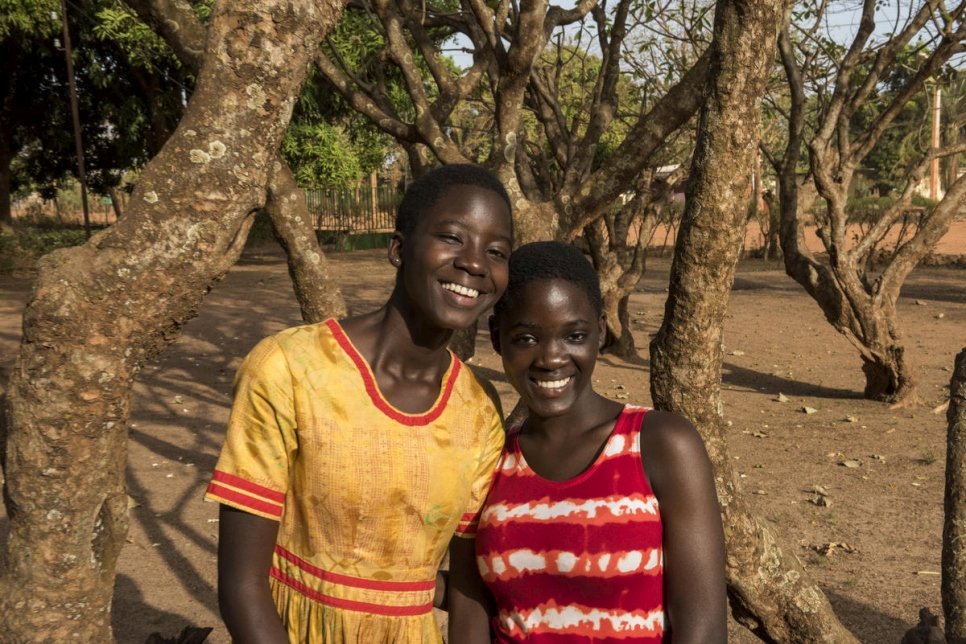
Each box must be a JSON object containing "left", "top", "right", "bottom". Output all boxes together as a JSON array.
[
  {"left": 945, "top": 348, "right": 966, "bottom": 643},
  {"left": 0, "top": 134, "right": 13, "bottom": 234},
  {"left": 449, "top": 322, "right": 477, "bottom": 362},
  {"left": 860, "top": 340, "right": 916, "bottom": 402},
  {"left": 585, "top": 216, "right": 645, "bottom": 359},
  {"left": 0, "top": 1, "right": 345, "bottom": 640},
  {"left": 108, "top": 187, "right": 124, "bottom": 221},
  {"left": 265, "top": 159, "right": 347, "bottom": 323},
  {"left": 649, "top": 0, "right": 857, "bottom": 641}
]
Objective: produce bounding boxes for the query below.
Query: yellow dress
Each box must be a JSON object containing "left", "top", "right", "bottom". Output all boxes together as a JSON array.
[{"left": 205, "top": 319, "right": 505, "bottom": 643}]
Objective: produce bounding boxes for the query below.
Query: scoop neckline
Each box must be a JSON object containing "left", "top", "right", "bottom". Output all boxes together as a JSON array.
[
  {"left": 511, "top": 405, "right": 632, "bottom": 485},
  {"left": 326, "top": 318, "right": 461, "bottom": 426}
]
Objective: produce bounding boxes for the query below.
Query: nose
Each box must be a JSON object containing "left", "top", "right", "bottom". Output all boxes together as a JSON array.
[
  {"left": 454, "top": 243, "right": 488, "bottom": 276},
  {"left": 535, "top": 338, "right": 567, "bottom": 370}
]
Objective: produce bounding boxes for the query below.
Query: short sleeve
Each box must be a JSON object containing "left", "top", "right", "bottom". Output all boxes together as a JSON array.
[
  {"left": 204, "top": 336, "right": 297, "bottom": 521},
  {"left": 454, "top": 405, "right": 505, "bottom": 538}
]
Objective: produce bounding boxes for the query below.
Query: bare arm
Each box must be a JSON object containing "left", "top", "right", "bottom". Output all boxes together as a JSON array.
[
  {"left": 446, "top": 537, "right": 492, "bottom": 643},
  {"left": 640, "top": 411, "right": 727, "bottom": 643},
  {"left": 217, "top": 505, "right": 289, "bottom": 644}
]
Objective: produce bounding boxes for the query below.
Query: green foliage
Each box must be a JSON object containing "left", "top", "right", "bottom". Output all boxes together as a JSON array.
[
  {"left": 0, "top": 0, "right": 59, "bottom": 39},
  {"left": 0, "top": 226, "right": 89, "bottom": 272},
  {"left": 281, "top": 124, "right": 366, "bottom": 189},
  {"left": 2, "top": 0, "right": 192, "bottom": 208},
  {"left": 92, "top": 3, "right": 176, "bottom": 70}
]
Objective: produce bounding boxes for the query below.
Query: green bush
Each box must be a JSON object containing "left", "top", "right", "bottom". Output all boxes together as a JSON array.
[{"left": 0, "top": 227, "right": 89, "bottom": 273}]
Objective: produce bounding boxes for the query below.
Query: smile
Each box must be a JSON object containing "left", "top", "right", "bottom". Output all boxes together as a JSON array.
[
  {"left": 533, "top": 377, "right": 572, "bottom": 390},
  {"left": 442, "top": 282, "right": 480, "bottom": 298}
]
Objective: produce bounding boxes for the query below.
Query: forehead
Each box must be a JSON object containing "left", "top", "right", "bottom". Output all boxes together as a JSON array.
[
  {"left": 417, "top": 185, "right": 512, "bottom": 235},
  {"left": 504, "top": 279, "right": 597, "bottom": 321}
]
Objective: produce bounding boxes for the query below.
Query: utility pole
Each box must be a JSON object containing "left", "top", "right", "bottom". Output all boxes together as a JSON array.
[
  {"left": 59, "top": 0, "right": 92, "bottom": 238},
  {"left": 931, "top": 85, "right": 942, "bottom": 201}
]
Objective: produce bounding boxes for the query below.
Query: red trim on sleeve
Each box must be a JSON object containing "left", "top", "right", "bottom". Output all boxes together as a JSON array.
[
  {"left": 270, "top": 568, "right": 433, "bottom": 616},
  {"left": 326, "top": 319, "right": 460, "bottom": 426},
  {"left": 211, "top": 470, "right": 285, "bottom": 504},
  {"left": 206, "top": 483, "right": 283, "bottom": 519}
]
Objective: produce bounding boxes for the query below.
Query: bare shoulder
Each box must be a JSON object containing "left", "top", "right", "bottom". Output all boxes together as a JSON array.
[
  {"left": 639, "top": 410, "right": 705, "bottom": 456},
  {"left": 638, "top": 409, "right": 712, "bottom": 496}
]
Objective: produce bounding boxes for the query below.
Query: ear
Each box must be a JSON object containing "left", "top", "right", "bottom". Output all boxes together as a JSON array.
[
  {"left": 598, "top": 314, "right": 607, "bottom": 350},
  {"left": 489, "top": 314, "right": 502, "bottom": 355},
  {"left": 388, "top": 231, "right": 404, "bottom": 268}
]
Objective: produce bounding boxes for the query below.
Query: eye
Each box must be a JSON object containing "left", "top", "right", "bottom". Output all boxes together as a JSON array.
[
  {"left": 568, "top": 332, "right": 589, "bottom": 343},
  {"left": 487, "top": 246, "right": 509, "bottom": 260},
  {"left": 511, "top": 334, "right": 537, "bottom": 346},
  {"left": 436, "top": 233, "right": 461, "bottom": 244}
]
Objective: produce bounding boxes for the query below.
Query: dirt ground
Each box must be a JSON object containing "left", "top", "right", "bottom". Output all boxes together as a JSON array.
[{"left": 1, "top": 237, "right": 964, "bottom": 643}]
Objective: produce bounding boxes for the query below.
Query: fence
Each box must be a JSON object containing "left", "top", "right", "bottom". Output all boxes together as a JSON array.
[{"left": 305, "top": 182, "right": 401, "bottom": 234}]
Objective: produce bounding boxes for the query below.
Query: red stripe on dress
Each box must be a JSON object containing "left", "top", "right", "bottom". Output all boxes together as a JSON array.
[
  {"left": 326, "top": 319, "right": 460, "bottom": 426},
  {"left": 211, "top": 470, "right": 285, "bottom": 504},
  {"left": 270, "top": 568, "right": 433, "bottom": 616},
  {"left": 206, "top": 483, "right": 283, "bottom": 518},
  {"left": 274, "top": 545, "right": 436, "bottom": 592}
]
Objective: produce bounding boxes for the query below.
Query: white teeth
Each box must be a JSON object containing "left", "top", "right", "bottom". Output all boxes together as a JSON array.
[
  {"left": 534, "top": 377, "right": 572, "bottom": 389},
  {"left": 442, "top": 282, "right": 480, "bottom": 298}
]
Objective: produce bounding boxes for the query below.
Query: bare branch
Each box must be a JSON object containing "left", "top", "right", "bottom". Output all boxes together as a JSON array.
[
  {"left": 121, "top": 0, "right": 205, "bottom": 71},
  {"left": 852, "top": 141, "right": 966, "bottom": 261},
  {"left": 314, "top": 49, "right": 414, "bottom": 142},
  {"left": 546, "top": 0, "right": 597, "bottom": 32}
]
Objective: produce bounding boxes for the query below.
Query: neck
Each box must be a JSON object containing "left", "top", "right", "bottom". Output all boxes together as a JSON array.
[
  {"left": 345, "top": 289, "right": 454, "bottom": 377},
  {"left": 523, "top": 392, "right": 623, "bottom": 441}
]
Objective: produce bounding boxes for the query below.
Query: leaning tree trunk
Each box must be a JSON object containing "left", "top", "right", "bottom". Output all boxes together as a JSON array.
[
  {"left": 0, "top": 0, "right": 346, "bottom": 640},
  {"left": 649, "top": 0, "right": 857, "bottom": 641},
  {"left": 265, "top": 159, "right": 348, "bottom": 323},
  {"left": 944, "top": 348, "right": 966, "bottom": 643},
  {"left": 0, "top": 134, "right": 13, "bottom": 234}
]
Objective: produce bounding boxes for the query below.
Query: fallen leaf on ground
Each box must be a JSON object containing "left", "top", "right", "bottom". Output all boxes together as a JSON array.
[
  {"left": 809, "top": 494, "right": 831, "bottom": 507},
  {"left": 775, "top": 393, "right": 789, "bottom": 403},
  {"left": 844, "top": 415, "right": 858, "bottom": 423},
  {"left": 932, "top": 400, "right": 949, "bottom": 414},
  {"left": 802, "top": 406, "right": 819, "bottom": 414},
  {"left": 839, "top": 459, "right": 861, "bottom": 468},
  {"left": 752, "top": 431, "right": 769, "bottom": 438},
  {"left": 809, "top": 542, "right": 856, "bottom": 556},
  {"left": 731, "top": 349, "right": 745, "bottom": 356}
]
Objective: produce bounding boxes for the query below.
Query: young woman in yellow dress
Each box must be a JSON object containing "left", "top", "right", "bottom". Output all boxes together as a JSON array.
[{"left": 205, "top": 165, "right": 513, "bottom": 643}]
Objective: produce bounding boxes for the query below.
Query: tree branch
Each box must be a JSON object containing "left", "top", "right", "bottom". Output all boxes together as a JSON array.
[{"left": 121, "top": 0, "right": 205, "bottom": 69}]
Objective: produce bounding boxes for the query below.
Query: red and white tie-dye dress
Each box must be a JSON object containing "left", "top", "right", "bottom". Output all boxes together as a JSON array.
[{"left": 475, "top": 405, "right": 665, "bottom": 642}]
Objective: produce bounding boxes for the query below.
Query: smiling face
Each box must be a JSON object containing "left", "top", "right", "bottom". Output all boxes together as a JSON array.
[
  {"left": 494, "top": 278, "right": 605, "bottom": 420},
  {"left": 389, "top": 184, "right": 513, "bottom": 332}
]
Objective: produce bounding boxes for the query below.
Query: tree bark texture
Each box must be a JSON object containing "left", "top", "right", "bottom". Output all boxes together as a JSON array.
[
  {"left": 122, "top": 0, "right": 348, "bottom": 329},
  {"left": 0, "top": 0, "right": 345, "bottom": 640},
  {"left": 649, "top": 1, "right": 857, "bottom": 641},
  {"left": 945, "top": 348, "right": 966, "bottom": 643},
  {"left": 265, "top": 160, "right": 348, "bottom": 323}
]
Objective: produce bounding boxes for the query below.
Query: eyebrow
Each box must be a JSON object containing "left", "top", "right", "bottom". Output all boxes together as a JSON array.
[
  {"left": 434, "top": 219, "right": 512, "bottom": 244},
  {"left": 508, "top": 319, "right": 592, "bottom": 330}
]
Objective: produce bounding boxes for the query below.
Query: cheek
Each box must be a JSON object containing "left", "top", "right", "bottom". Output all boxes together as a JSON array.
[{"left": 491, "top": 265, "right": 510, "bottom": 294}]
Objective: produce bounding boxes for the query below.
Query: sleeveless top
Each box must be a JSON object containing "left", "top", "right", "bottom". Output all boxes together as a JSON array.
[
  {"left": 475, "top": 405, "right": 666, "bottom": 642},
  {"left": 205, "top": 319, "right": 505, "bottom": 643}
]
